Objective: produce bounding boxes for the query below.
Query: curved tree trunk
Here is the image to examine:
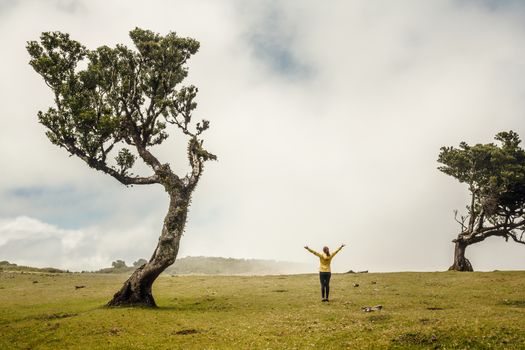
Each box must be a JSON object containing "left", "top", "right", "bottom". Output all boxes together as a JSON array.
[
  {"left": 107, "top": 190, "right": 190, "bottom": 307},
  {"left": 448, "top": 240, "right": 473, "bottom": 272}
]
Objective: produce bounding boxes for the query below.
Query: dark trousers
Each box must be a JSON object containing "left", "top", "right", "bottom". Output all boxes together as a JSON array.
[{"left": 319, "top": 272, "right": 331, "bottom": 299}]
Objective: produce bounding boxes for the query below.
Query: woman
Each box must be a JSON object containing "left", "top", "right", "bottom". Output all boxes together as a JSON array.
[{"left": 304, "top": 244, "right": 345, "bottom": 302}]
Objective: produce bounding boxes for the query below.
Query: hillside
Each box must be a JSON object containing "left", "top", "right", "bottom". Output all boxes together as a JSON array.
[
  {"left": 167, "top": 256, "right": 310, "bottom": 275},
  {"left": 96, "top": 256, "right": 310, "bottom": 275},
  {"left": 0, "top": 260, "right": 66, "bottom": 274}
]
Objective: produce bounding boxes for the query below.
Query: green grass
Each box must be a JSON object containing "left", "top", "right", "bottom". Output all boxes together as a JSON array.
[{"left": 1, "top": 271, "right": 524, "bottom": 349}]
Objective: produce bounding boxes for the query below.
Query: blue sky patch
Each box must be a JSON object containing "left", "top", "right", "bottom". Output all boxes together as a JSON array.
[
  {"left": 3, "top": 185, "right": 109, "bottom": 229},
  {"left": 245, "top": 4, "right": 312, "bottom": 80}
]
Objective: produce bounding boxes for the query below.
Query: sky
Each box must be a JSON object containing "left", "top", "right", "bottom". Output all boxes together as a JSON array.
[{"left": 0, "top": 0, "right": 524, "bottom": 272}]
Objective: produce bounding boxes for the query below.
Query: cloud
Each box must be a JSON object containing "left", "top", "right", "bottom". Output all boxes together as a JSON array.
[
  {"left": 0, "top": 216, "right": 95, "bottom": 269},
  {"left": 0, "top": 215, "right": 162, "bottom": 270},
  {"left": 55, "top": 0, "right": 86, "bottom": 14},
  {"left": 1, "top": 0, "right": 525, "bottom": 272},
  {"left": 2, "top": 185, "right": 110, "bottom": 228},
  {"left": 237, "top": 1, "right": 312, "bottom": 79},
  {"left": 0, "top": 0, "right": 17, "bottom": 14}
]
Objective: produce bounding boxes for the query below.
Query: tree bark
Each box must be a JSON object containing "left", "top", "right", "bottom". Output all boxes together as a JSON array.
[
  {"left": 107, "top": 190, "right": 190, "bottom": 307},
  {"left": 448, "top": 240, "right": 473, "bottom": 272}
]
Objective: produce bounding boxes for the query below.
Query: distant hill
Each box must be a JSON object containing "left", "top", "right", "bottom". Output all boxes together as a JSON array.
[
  {"left": 0, "top": 260, "right": 66, "bottom": 273},
  {"left": 166, "top": 256, "right": 310, "bottom": 275},
  {"left": 95, "top": 256, "right": 310, "bottom": 275},
  {"left": 1, "top": 257, "right": 311, "bottom": 275}
]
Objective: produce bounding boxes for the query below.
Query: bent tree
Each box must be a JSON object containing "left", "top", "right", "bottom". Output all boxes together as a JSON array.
[
  {"left": 438, "top": 131, "right": 525, "bottom": 271},
  {"left": 27, "top": 28, "right": 216, "bottom": 306}
]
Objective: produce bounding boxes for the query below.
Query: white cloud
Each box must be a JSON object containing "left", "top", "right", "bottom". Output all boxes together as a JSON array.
[
  {"left": 1, "top": 0, "right": 524, "bottom": 272},
  {"left": 0, "top": 215, "right": 162, "bottom": 270}
]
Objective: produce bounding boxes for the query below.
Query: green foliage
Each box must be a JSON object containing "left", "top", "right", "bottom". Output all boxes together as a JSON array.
[
  {"left": 27, "top": 28, "right": 214, "bottom": 183},
  {"left": 132, "top": 258, "right": 148, "bottom": 268},
  {"left": 110, "top": 260, "right": 127, "bottom": 269},
  {"left": 438, "top": 131, "right": 525, "bottom": 216},
  {"left": 188, "top": 137, "right": 217, "bottom": 162},
  {"left": 115, "top": 148, "right": 136, "bottom": 175}
]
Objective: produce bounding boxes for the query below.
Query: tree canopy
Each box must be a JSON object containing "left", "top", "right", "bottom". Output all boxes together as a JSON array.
[
  {"left": 111, "top": 260, "right": 127, "bottom": 269},
  {"left": 27, "top": 28, "right": 215, "bottom": 188},
  {"left": 438, "top": 131, "right": 525, "bottom": 270}
]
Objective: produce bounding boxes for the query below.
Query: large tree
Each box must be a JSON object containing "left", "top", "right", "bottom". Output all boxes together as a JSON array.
[
  {"left": 438, "top": 131, "right": 525, "bottom": 271},
  {"left": 27, "top": 28, "right": 216, "bottom": 306}
]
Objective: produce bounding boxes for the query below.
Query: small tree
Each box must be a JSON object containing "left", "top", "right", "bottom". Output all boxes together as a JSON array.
[
  {"left": 112, "top": 260, "right": 127, "bottom": 269},
  {"left": 27, "top": 28, "right": 216, "bottom": 306},
  {"left": 133, "top": 258, "right": 147, "bottom": 268},
  {"left": 438, "top": 131, "right": 525, "bottom": 271}
]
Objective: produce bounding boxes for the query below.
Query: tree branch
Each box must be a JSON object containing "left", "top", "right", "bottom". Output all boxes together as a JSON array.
[
  {"left": 509, "top": 231, "right": 525, "bottom": 245},
  {"left": 466, "top": 217, "right": 525, "bottom": 244},
  {"left": 185, "top": 137, "right": 216, "bottom": 188},
  {"left": 467, "top": 188, "right": 477, "bottom": 232},
  {"left": 120, "top": 102, "right": 166, "bottom": 174},
  {"left": 478, "top": 218, "right": 525, "bottom": 234},
  {"left": 64, "top": 142, "right": 159, "bottom": 185},
  {"left": 454, "top": 209, "right": 468, "bottom": 232}
]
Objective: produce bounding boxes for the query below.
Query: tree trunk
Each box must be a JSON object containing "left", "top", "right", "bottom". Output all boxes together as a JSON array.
[
  {"left": 448, "top": 240, "right": 473, "bottom": 272},
  {"left": 107, "top": 190, "right": 190, "bottom": 307}
]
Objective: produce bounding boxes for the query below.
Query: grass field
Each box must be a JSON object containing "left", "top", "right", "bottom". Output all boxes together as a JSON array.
[{"left": 1, "top": 270, "right": 524, "bottom": 349}]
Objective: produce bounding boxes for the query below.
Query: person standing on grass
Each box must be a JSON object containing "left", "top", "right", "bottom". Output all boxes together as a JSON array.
[{"left": 304, "top": 244, "right": 345, "bottom": 302}]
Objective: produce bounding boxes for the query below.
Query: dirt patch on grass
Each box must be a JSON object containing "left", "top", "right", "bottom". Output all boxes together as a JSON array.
[
  {"left": 109, "top": 327, "right": 122, "bottom": 335},
  {"left": 47, "top": 322, "right": 60, "bottom": 331},
  {"left": 173, "top": 328, "right": 201, "bottom": 335},
  {"left": 501, "top": 299, "right": 525, "bottom": 308}
]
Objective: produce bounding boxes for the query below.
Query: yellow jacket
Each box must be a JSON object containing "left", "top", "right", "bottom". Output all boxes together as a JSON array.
[{"left": 306, "top": 246, "right": 343, "bottom": 272}]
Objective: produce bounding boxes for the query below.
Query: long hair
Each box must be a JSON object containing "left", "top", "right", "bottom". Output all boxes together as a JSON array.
[{"left": 323, "top": 246, "right": 330, "bottom": 257}]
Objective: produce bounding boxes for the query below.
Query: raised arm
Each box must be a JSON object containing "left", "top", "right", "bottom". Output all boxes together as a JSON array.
[
  {"left": 304, "top": 246, "right": 322, "bottom": 257},
  {"left": 331, "top": 244, "right": 346, "bottom": 258}
]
